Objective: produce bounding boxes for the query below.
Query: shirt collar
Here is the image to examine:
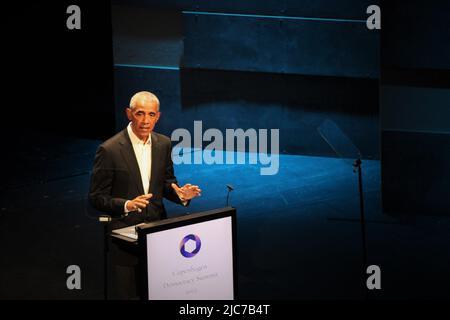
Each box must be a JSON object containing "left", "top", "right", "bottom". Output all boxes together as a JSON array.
[{"left": 127, "top": 122, "right": 151, "bottom": 146}]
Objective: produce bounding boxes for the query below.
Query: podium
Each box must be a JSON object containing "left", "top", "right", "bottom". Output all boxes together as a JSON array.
[{"left": 111, "top": 207, "right": 237, "bottom": 300}]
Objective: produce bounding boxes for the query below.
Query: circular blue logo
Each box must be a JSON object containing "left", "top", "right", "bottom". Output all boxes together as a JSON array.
[{"left": 180, "top": 234, "right": 201, "bottom": 258}]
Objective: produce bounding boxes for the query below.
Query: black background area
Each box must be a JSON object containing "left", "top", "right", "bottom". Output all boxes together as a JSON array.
[{"left": 4, "top": 2, "right": 115, "bottom": 140}]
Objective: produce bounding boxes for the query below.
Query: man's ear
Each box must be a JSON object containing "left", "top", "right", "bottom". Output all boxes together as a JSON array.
[{"left": 125, "top": 108, "right": 132, "bottom": 121}]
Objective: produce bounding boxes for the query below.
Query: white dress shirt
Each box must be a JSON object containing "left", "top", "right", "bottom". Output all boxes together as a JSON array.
[
  {"left": 124, "top": 123, "right": 152, "bottom": 213},
  {"left": 123, "top": 123, "right": 186, "bottom": 214},
  {"left": 127, "top": 123, "right": 152, "bottom": 193}
]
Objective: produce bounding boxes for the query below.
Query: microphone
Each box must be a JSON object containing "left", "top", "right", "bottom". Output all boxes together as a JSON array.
[{"left": 226, "top": 184, "right": 234, "bottom": 207}]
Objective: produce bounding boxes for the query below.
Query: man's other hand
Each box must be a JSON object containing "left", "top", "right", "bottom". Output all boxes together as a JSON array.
[
  {"left": 171, "top": 183, "right": 202, "bottom": 202},
  {"left": 126, "top": 193, "right": 153, "bottom": 213}
]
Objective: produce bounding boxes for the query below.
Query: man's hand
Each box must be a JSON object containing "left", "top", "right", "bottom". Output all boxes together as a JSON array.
[
  {"left": 126, "top": 193, "right": 153, "bottom": 213},
  {"left": 171, "top": 183, "right": 201, "bottom": 202}
]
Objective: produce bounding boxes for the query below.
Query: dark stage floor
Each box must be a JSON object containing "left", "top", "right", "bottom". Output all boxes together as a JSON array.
[{"left": 1, "top": 133, "right": 449, "bottom": 299}]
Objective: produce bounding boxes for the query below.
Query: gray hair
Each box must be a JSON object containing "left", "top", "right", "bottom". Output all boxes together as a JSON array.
[{"left": 129, "top": 91, "right": 160, "bottom": 111}]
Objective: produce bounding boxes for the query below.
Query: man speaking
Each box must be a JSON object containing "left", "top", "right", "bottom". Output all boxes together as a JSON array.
[{"left": 89, "top": 91, "right": 201, "bottom": 299}]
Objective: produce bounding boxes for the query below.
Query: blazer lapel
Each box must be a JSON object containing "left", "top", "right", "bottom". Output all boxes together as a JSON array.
[
  {"left": 119, "top": 129, "right": 145, "bottom": 195},
  {"left": 149, "top": 132, "right": 160, "bottom": 195}
]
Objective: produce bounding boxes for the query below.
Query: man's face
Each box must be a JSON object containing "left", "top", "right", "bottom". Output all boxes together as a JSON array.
[{"left": 126, "top": 98, "right": 160, "bottom": 141}]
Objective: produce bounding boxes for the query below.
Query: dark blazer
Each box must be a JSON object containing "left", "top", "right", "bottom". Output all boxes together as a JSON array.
[{"left": 89, "top": 129, "right": 183, "bottom": 230}]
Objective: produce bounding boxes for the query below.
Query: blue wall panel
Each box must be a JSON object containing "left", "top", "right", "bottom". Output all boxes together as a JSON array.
[
  {"left": 183, "top": 12, "right": 379, "bottom": 78},
  {"left": 283, "top": 18, "right": 378, "bottom": 77},
  {"left": 182, "top": 13, "right": 286, "bottom": 74}
]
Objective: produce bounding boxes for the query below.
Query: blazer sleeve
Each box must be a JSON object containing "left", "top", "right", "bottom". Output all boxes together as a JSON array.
[
  {"left": 88, "top": 145, "right": 127, "bottom": 216},
  {"left": 162, "top": 140, "right": 189, "bottom": 206}
]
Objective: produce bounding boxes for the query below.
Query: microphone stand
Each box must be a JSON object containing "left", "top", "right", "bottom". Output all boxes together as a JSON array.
[
  {"left": 226, "top": 184, "right": 234, "bottom": 207},
  {"left": 99, "top": 215, "right": 112, "bottom": 300},
  {"left": 353, "top": 158, "right": 368, "bottom": 297}
]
